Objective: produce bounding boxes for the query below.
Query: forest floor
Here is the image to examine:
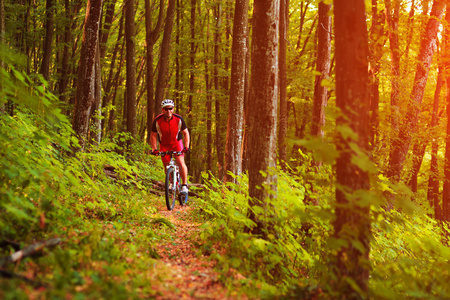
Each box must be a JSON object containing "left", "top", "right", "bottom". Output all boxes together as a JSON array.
[{"left": 150, "top": 201, "right": 245, "bottom": 300}]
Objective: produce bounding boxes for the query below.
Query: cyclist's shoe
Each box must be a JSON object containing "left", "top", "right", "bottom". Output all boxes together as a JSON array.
[{"left": 181, "top": 184, "right": 188, "bottom": 195}]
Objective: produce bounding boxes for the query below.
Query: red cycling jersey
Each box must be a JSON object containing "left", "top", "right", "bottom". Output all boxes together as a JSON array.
[{"left": 151, "top": 113, "right": 187, "bottom": 147}]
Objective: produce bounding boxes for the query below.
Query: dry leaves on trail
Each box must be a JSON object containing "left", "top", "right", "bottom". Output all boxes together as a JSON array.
[{"left": 152, "top": 205, "right": 243, "bottom": 300}]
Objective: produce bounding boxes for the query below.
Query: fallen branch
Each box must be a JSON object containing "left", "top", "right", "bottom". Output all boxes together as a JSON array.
[{"left": 0, "top": 238, "right": 62, "bottom": 268}]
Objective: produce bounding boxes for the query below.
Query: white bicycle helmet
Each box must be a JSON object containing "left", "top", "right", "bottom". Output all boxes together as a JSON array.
[{"left": 161, "top": 99, "right": 174, "bottom": 108}]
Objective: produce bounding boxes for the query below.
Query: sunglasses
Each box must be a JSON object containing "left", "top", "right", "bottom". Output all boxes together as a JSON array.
[{"left": 163, "top": 107, "right": 174, "bottom": 111}]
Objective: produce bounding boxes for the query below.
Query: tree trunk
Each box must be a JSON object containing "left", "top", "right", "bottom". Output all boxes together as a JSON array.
[
  {"left": 385, "top": 0, "right": 401, "bottom": 142},
  {"left": 99, "top": 0, "right": 115, "bottom": 58},
  {"left": 224, "top": 0, "right": 248, "bottom": 183},
  {"left": 103, "top": 12, "right": 125, "bottom": 138},
  {"left": 427, "top": 66, "right": 444, "bottom": 218},
  {"left": 189, "top": 0, "right": 196, "bottom": 119},
  {"left": 388, "top": 0, "right": 446, "bottom": 181},
  {"left": 90, "top": 42, "right": 102, "bottom": 144},
  {"left": 145, "top": 0, "right": 164, "bottom": 144},
  {"left": 72, "top": 0, "right": 103, "bottom": 151},
  {"left": 278, "top": 0, "right": 289, "bottom": 169},
  {"left": 154, "top": 0, "right": 176, "bottom": 113},
  {"left": 40, "top": 0, "right": 54, "bottom": 81},
  {"left": 214, "top": 3, "right": 224, "bottom": 179},
  {"left": 369, "top": 0, "right": 385, "bottom": 148},
  {"left": 333, "top": 0, "right": 371, "bottom": 296},
  {"left": 310, "top": 1, "right": 331, "bottom": 140},
  {"left": 441, "top": 7, "right": 450, "bottom": 221},
  {"left": 247, "top": 0, "right": 279, "bottom": 237},
  {"left": 125, "top": 0, "right": 137, "bottom": 138}
]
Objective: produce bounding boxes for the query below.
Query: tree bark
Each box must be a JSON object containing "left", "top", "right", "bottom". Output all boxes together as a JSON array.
[
  {"left": 388, "top": 0, "right": 446, "bottom": 181},
  {"left": 72, "top": 0, "right": 103, "bottom": 151},
  {"left": 333, "top": 0, "right": 371, "bottom": 296},
  {"left": 369, "top": 0, "right": 385, "bottom": 148},
  {"left": 310, "top": 1, "right": 331, "bottom": 141},
  {"left": 125, "top": 0, "right": 137, "bottom": 138},
  {"left": 384, "top": 0, "right": 401, "bottom": 141},
  {"left": 154, "top": 0, "right": 176, "bottom": 113},
  {"left": 145, "top": 0, "right": 164, "bottom": 144},
  {"left": 427, "top": 66, "right": 444, "bottom": 218},
  {"left": 278, "top": 0, "right": 289, "bottom": 169},
  {"left": 40, "top": 0, "right": 54, "bottom": 81},
  {"left": 224, "top": 0, "right": 248, "bottom": 183},
  {"left": 441, "top": 7, "right": 450, "bottom": 221},
  {"left": 214, "top": 3, "right": 225, "bottom": 179},
  {"left": 247, "top": 0, "right": 279, "bottom": 236}
]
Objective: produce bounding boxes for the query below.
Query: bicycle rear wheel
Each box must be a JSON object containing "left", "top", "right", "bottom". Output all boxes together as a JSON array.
[{"left": 165, "top": 167, "right": 177, "bottom": 210}]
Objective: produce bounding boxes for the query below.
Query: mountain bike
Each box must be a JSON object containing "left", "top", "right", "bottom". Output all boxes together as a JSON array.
[{"left": 156, "top": 151, "right": 188, "bottom": 210}]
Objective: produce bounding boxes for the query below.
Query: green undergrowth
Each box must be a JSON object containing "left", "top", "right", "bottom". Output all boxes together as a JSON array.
[
  {"left": 0, "top": 58, "right": 176, "bottom": 299},
  {"left": 194, "top": 165, "right": 450, "bottom": 299}
]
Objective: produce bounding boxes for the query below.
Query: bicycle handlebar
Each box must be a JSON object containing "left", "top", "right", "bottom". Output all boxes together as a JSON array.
[{"left": 152, "top": 150, "right": 184, "bottom": 157}]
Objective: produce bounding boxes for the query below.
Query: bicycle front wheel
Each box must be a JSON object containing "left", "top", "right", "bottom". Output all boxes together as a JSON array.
[{"left": 165, "top": 167, "right": 177, "bottom": 210}]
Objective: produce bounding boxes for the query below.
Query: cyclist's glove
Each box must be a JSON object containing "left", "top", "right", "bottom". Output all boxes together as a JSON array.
[
  {"left": 151, "top": 149, "right": 159, "bottom": 156},
  {"left": 182, "top": 147, "right": 190, "bottom": 153}
]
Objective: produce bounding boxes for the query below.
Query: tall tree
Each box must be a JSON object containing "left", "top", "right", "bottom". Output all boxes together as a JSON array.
[
  {"left": 387, "top": 0, "right": 446, "bottom": 181},
  {"left": 40, "top": 0, "right": 54, "bottom": 81},
  {"left": 385, "top": 0, "right": 401, "bottom": 140},
  {"left": 427, "top": 65, "right": 444, "bottom": 218},
  {"left": 247, "top": 0, "right": 279, "bottom": 236},
  {"left": 145, "top": 0, "right": 164, "bottom": 144},
  {"left": 125, "top": 0, "right": 137, "bottom": 138},
  {"left": 310, "top": 1, "right": 332, "bottom": 140},
  {"left": 278, "top": 0, "right": 288, "bottom": 168},
  {"left": 154, "top": 0, "right": 176, "bottom": 113},
  {"left": 72, "top": 0, "right": 103, "bottom": 150},
  {"left": 333, "top": 0, "right": 371, "bottom": 296},
  {"left": 224, "top": 0, "right": 249, "bottom": 183},
  {"left": 214, "top": 2, "right": 225, "bottom": 179},
  {"left": 441, "top": 7, "right": 450, "bottom": 221},
  {"left": 369, "top": 0, "right": 385, "bottom": 147}
]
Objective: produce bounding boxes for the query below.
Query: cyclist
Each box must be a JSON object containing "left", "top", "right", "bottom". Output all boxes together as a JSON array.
[{"left": 150, "top": 99, "right": 190, "bottom": 195}]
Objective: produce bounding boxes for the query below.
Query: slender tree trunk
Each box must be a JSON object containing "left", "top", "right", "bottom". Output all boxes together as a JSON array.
[
  {"left": 385, "top": 0, "right": 401, "bottom": 142},
  {"left": 310, "top": 1, "right": 331, "bottom": 141},
  {"left": 441, "top": 7, "right": 450, "bottom": 221},
  {"left": 91, "top": 42, "right": 102, "bottom": 144},
  {"left": 224, "top": 0, "right": 248, "bottom": 183},
  {"left": 333, "top": 0, "right": 371, "bottom": 296},
  {"left": 56, "top": 0, "right": 73, "bottom": 105},
  {"left": 72, "top": 0, "right": 103, "bottom": 151},
  {"left": 388, "top": 0, "right": 446, "bottom": 181},
  {"left": 247, "top": 0, "right": 279, "bottom": 237},
  {"left": 154, "top": 0, "right": 176, "bottom": 113},
  {"left": 40, "top": 0, "right": 54, "bottom": 81},
  {"left": 214, "top": 3, "right": 224, "bottom": 179},
  {"left": 427, "top": 66, "right": 444, "bottom": 218},
  {"left": 369, "top": 0, "right": 385, "bottom": 148},
  {"left": 100, "top": 0, "right": 115, "bottom": 58},
  {"left": 405, "top": 0, "right": 416, "bottom": 59},
  {"left": 145, "top": 0, "right": 164, "bottom": 144},
  {"left": 189, "top": 0, "right": 195, "bottom": 118},
  {"left": 205, "top": 52, "right": 213, "bottom": 172},
  {"left": 103, "top": 12, "right": 124, "bottom": 137},
  {"left": 125, "top": 0, "right": 137, "bottom": 138},
  {"left": 278, "top": 0, "right": 289, "bottom": 169}
]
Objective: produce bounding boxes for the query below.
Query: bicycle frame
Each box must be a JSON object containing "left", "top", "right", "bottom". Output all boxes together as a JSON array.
[{"left": 158, "top": 151, "right": 185, "bottom": 210}]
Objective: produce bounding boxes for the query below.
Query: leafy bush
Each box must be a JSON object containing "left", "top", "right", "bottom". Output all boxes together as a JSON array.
[
  {"left": 194, "top": 163, "right": 450, "bottom": 299},
  {"left": 194, "top": 166, "right": 334, "bottom": 298}
]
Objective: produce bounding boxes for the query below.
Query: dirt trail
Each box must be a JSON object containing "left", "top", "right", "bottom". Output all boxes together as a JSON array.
[{"left": 151, "top": 204, "right": 232, "bottom": 300}]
